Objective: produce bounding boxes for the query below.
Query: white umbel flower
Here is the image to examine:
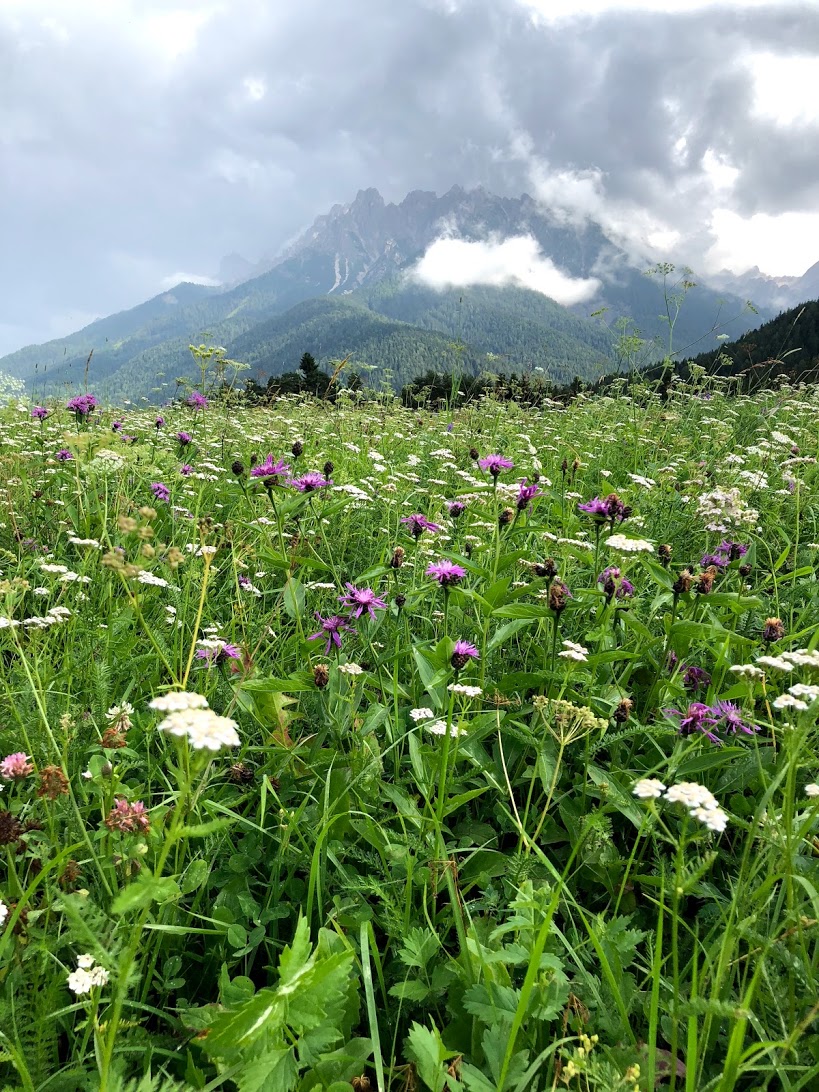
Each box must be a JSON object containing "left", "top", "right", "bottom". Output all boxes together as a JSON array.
[
  {"left": 409, "top": 707, "right": 435, "bottom": 721},
  {"left": 605, "top": 534, "right": 654, "bottom": 553},
  {"left": 424, "top": 719, "right": 466, "bottom": 738},
  {"left": 805, "top": 783, "right": 819, "bottom": 798},
  {"left": 447, "top": 684, "right": 483, "bottom": 696},
  {"left": 0, "top": 899, "right": 8, "bottom": 928},
  {"left": 772, "top": 693, "right": 808, "bottom": 711},
  {"left": 157, "top": 708, "right": 240, "bottom": 751},
  {"left": 633, "top": 778, "right": 666, "bottom": 799},
  {"left": 67, "top": 969, "right": 94, "bottom": 995},
  {"left": 149, "top": 692, "right": 209, "bottom": 713}
]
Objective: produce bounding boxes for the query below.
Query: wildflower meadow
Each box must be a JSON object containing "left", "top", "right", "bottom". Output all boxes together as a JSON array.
[{"left": 0, "top": 371, "right": 818, "bottom": 1091}]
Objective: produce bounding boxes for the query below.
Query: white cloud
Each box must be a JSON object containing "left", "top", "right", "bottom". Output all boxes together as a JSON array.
[
  {"left": 706, "top": 209, "right": 819, "bottom": 276},
  {"left": 518, "top": 0, "right": 789, "bottom": 20},
  {"left": 412, "top": 234, "right": 601, "bottom": 305},
  {"left": 159, "top": 272, "right": 220, "bottom": 290},
  {"left": 746, "top": 51, "right": 819, "bottom": 126}
]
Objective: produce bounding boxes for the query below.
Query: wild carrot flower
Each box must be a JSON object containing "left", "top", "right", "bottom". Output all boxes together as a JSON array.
[
  {"left": 605, "top": 534, "right": 654, "bottom": 553},
  {"left": 426, "top": 560, "right": 467, "bottom": 587},
  {"left": 633, "top": 778, "right": 666, "bottom": 799},
  {"left": 448, "top": 683, "right": 483, "bottom": 696},
  {"left": 478, "top": 454, "right": 514, "bottom": 478},
  {"left": 425, "top": 719, "right": 466, "bottom": 737},
  {"left": 339, "top": 584, "right": 387, "bottom": 620},
  {"left": 289, "top": 472, "right": 331, "bottom": 493},
  {"left": 451, "top": 639, "right": 479, "bottom": 671},
  {"left": 250, "top": 455, "right": 290, "bottom": 480},
  {"left": 401, "top": 514, "right": 440, "bottom": 538},
  {"left": 151, "top": 482, "right": 170, "bottom": 502},
  {"left": 308, "top": 613, "right": 356, "bottom": 655},
  {"left": 0, "top": 753, "right": 34, "bottom": 780}
]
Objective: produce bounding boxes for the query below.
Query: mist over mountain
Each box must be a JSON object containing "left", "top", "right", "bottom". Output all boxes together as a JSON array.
[{"left": 0, "top": 185, "right": 798, "bottom": 402}]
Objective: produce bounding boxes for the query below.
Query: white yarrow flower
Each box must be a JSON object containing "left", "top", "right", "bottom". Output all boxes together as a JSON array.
[
  {"left": 605, "top": 534, "right": 654, "bottom": 553},
  {"left": 337, "top": 663, "right": 364, "bottom": 675},
  {"left": 424, "top": 719, "right": 466, "bottom": 738},
  {"left": 157, "top": 708, "right": 240, "bottom": 751},
  {"left": 149, "top": 692, "right": 209, "bottom": 713},
  {"left": 772, "top": 693, "right": 808, "bottom": 711},
  {"left": 805, "top": 783, "right": 819, "bottom": 798},
  {"left": 67, "top": 968, "right": 94, "bottom": 995},
  {"left": 756, "top": 656, "right": 794, "bottom": 672},
  {"left": 0, "top": 899, "right": 8, "bottom": 928},
  {"left": 633, "top": 778, "right": 666, "bottom": 799},
  {"left": 410, "top": 707, "right": 435, "bottom": 721},
  {"left": 76, "top": 953, "right": 95, "bottom": 969},
  {"left": 447, "top": 683, "right": 483, "bottom": 696},
  {"left": 729, "top": 664, "right": 764, "bottom": 680}
]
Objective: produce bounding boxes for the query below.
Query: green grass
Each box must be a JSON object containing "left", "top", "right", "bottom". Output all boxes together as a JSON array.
[{"left": 0, "top": 373, "right": 817, "bottom": 1091}]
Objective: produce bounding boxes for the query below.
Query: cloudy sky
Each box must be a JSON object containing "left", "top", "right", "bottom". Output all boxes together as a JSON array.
[{"left": 1, "top": 0, "right": 818, "bottom": 355}]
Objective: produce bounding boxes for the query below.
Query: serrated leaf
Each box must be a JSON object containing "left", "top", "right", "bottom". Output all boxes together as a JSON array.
[
  {"left": 405, "top": 1022, "right": 453, "bottom": 1092},
  {"left": 389, "top": 979, "right": 431, "bottom": 1002}
]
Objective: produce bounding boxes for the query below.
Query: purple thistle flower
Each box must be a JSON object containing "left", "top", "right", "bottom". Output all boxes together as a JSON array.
[
  {"left": 195, "top": 642, "right": 241, "bottom": 665},
  {"left": 667, "top": 702, "right": 722, "bottom": 745},
  {"left": 338, "top": 583, "right": 388, "bottom": 620},
  {"left": 710, "top": 700, "right": 757, "bottom": 737},
  {"left": 55, "top": 448, "right": 73, "bottom": 462},
  {"left": 597, "top": 566, "right": 635, "bottom": 600},
  {"left": 401, "top": 513, "right": 441, "bottom": 538},
  {"left": 446, "top": 422, "right": 454, "bottom": 433},
  {"left": 683, "top": 665, "right": 712, "bottom": 692},
  {"left": 517, "top": 479, "right": 541, "bottom": 512},
  {"left": 478, "top": 453, "right": 514, "bottom": 478},
  {"left": 31, "top": 406, "right": 49, "bottom": 420},
  {"left": 451, "top": 639, "right": 480, "bottom": 671},
  {"left": 176, "top": 431, "right": 192, "bottom": 446},
  {"left": 426, "top": 560, "right": 467, "bottom": 587},
  {"left": 578, "top": 496, "right": 609, "bottom": 521},
  {"left": 289, "top": 471, "right": 331, "bottom": 493},
  {"left": 180, "top": 464, "right": 193, "bottom": 476},
  {"left": 151, "top": 482, "right": 170, "bottom": 502},
  {"left": 446, "top": 500, "right": 467, "bottom": 518},
  {"left": 112, "top": 420, "right": 124, "bottom": 433},
  {"left": 249, "top": 454, "right": 291, "bottom": 480},
  {"left": 308, "top": 613, "right": 356, "bottom": 655},
  {"left": 717, "top": 540, "right": 748, "bottom": 561},
  {"left": 66, "top": 393, "right": 98, "bottom": 417},
  {"left": 700, "top": 552, "right": 729, "bottom": 569},
  {"left": 187, "top": 391, "right": 208, "bottom": 410},
  {"left": 155, "top": 416, "right": 165, "bottom": 429}
]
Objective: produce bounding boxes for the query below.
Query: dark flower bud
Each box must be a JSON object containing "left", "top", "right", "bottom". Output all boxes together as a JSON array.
[
  {"left": 762, "top": 616, "right": 785, "bottom": 643},
  {"left": 291, "top": 440, "right": 303, "bottom": 457},
  {"left": 694, "top": 568, "right": 716, "bottom": 595},
  {"left": 227, "top": 761, "right": 255, "bottom": 784},
  {"left": 0, "top": 810, "right": 23, "bottom": 845},
  {"left": 534, "top": 558, "right": 557, "bottom": 579},
  {"left": 313, "top": 663, "right": 330, "bottom": 689},
  {"left": 672, "top": 569, "right": 694, "bottom": 595},
  {"left": 469, "top": 447, "right": 480, "bottom": 461},
  {"left": 499, "top": 507, "right": 514, "bottom": 527},
  {"left": 394, "top": 593, "right": 406, "bottom": 609},
  {"left": 352, "top": 1077, "right": 372, "bottom": 1092},
  {"left": 101, "top": 761, "right": 114, "bottom": 778},
  {"left": 464, "top": 542, "right": 473, "bottom": 558},
  {"left": 561, "top": 458, "right": 568, "bottom": 475},
  {"left": 323, "top": 460, "right": 334, "bottom": 478},
  {"left": 548, "top": 581, "right": 569, "bottom": 615},
  {"left": 658, "top": 543, "right": 672, "bottom": 566},
  {"left": 390, "top": 546, "right": 405, "bottom": 569},
  {"left": 37, "top": 765, "right": 69, "bottom": 800},
  {"left": 249, "top": 453, "right": 259, "bottom": 467},
  {"left": 613, "top": 697, "right": 633, "bottom": 723},
  {"left": 738, "top": 563, "right": 752, "bottom": 577},
  {"left": 231, "top": 459, "right": 245, "bottom": 476}
]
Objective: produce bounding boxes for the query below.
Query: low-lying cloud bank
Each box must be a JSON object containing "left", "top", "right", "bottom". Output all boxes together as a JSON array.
[{"left": 411, "top": 234, "right": 601, "bottom": 305}]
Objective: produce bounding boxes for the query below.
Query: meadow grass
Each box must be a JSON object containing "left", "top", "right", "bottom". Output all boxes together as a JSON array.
[{"left": 0, "top": 376, "right": 817, "bottom": 1091}]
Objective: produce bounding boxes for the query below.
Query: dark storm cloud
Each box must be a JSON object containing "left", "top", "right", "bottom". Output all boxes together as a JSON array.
[{"left": 1, "top": 0, "right": 817, "bottom": 355}]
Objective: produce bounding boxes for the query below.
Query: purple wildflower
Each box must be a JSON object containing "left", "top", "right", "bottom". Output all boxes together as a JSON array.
[
  {"left": 31, "top": 406, "right": 49, "bottom": 421},
  {"left": 446, "top": 422, "right": 454, "bottom": 433},
  {"left": 717, "top": 540, "right": 748, "bottom": 561},
  {"left": 668, "top": 702, "right": 721, "bottom": 745},
  {"left": 0, "top": 752, "right": 34, "bottom": 780},
  {"left": 517, "top": 479, "right": 541, "bottom": 512},
  {"left": 451, "top": 639, "right": 480, "bottom": 671},
  {"left": 187, "top": 392, "right": 208, "bottom": 410},
  {"left": 308, "top": 613, "right": 356, "bottom": 655},
  {"left": 66, "top": 393, "right": 98, "bottom": 418},
  {"left": 112, "top": 420, "right": 124, "bottom": 433},
  {"left": 155, "top": 416, "right": 165, "bottom": 429},
  {"left": 683, "top": 665, "right": 712, "bottom": 692},
  {"left": 151, "top": 482, "right": 170, "bottom": 502},
  {"left": 597, "top": 566, "right": 634, "bottom": 600},
  {"left": 426, "top": 560, "right": 467, "bottom": 587},
  {"left": 710, "top": 700, "right": 757, "bottom": 736},
  {"left": 701, "top": 553, "right": 729, "bottom": 569},
  {"left": 195, "top": 642, "right": 241, "bottom": 665},
  {"left": 55, "top": 448, "right": 73, "bottom": 462},
  {"left": 338, "top": 583, "right": 388, "bottom": 620},
  {"left": 578, "top": 496, "right": 609, "bottom": 521},
  {"left": 250, "top": 455, "right": 291, "bottom": 480},
  {"left": 478, "top": 453, "right": 514, "bottom": 478},
  {"left": 289, "top": 472, "right": 331, "bottom": 493},
  {"left": 447, "top": 500, "right": 467, "bottom": 518},
  {"left": 180, "top": 464, "right": 193, "bottom": 476},
  {"left": 401, "top": 514, "right": 441, "bottom": 538},
  {"left": 176, "top": 431, "right": 192, "bottom": 446}
]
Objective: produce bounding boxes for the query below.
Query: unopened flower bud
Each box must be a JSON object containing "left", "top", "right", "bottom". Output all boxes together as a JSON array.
[
  {"left": 658, "top": 543, "right": 672, "bottom": 566},
  {"left": 323, "top": 460, "right": 334, "bottom": 478},
  {"left": 762, "top": 616, "right": 785, "bottom": 643},
  {"left": 499, "top": 507, "right": 514, "bottom": 527},
  {"left": 291, "top": 440, "right": 303, "bottom": 457},
  {"left": 394, "top": 594, "right": 406, "bottom": 609},
  {"left": 613, "top": 697, "right": 633, "bottom": 723},
  {"left": 390, "top": 546, "right": 405, "bottom": 569},
  {"left": 231, "top": 459, "right": 245, "bottom": 476},
  {"left": 534, "top": 558, "right": 557, "bottom": 579},
  {"left": 738, "top": 563, "right": 752, "bottom": 577},
  {"left": 469, "top": 447, "right": 479, "bottom": 461},
  {"left": 313, "top": 664, "right": 330, "bottom": 689}
]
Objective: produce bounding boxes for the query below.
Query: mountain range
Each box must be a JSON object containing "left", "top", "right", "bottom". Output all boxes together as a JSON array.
[{"left": 1, "top": 185, "right": 814, "bottom": 401}]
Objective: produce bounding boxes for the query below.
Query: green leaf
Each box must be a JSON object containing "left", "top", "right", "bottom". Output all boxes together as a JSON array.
[
  {"left": 405, "top": 1022, "right": 453, "bottom": 1092},
  {"left": 278, "top": 916, "right": 312, "bottom": 984},
  {"left": 235, "top": 1045, "right": 297, "bottom": 1092},
  {"left": 111, "top": 872, "right": 181, "bottom": 915},
  {"left": 389, "top": 979, "right": 431, "bottom": 1002},
  {"left": 180, "top": 859, "right": 210, "bottom": 895},
  {"left": 282, "top": 577, "right": 305, "bottom": 620},
  {"left": 398, "top": 927, "right": 441, "bottom": 969}
]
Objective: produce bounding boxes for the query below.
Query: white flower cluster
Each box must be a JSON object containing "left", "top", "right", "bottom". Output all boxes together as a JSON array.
[
  {"left": 558, "top": 640, "right": 589, "bottom": 663},
  {"left": 605, "top": 534, "right": 654, "bottom": 554},
  {"left": 67, "top": 953, "right": 109, "bottom": 995},
  {"left": 337, "top": 662, "right": 364, "bottom": 675},
  {"left": 447, "top": 683, "right": 483, "bottom": 696},
  {"left": 633, "top": 778, "right": 729, "bottom": 833},
  {"left": 0, "top": 898, "right": 8, "bottom": 928},
  {"left": 149, "top": 692, "right": 239, "bottom": 751},
  {"left": 696, "top": 487, "right": 758, "bottom": 533}
]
